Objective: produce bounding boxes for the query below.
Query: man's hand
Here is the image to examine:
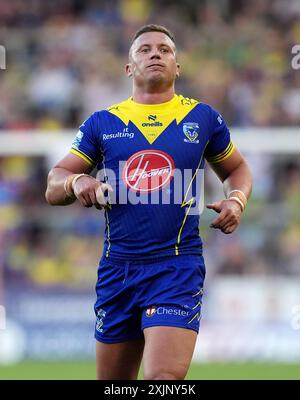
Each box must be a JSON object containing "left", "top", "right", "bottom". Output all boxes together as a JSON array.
[
  {"left": 73, "top": 176, "right": 113, "bottom": 209},
  {"left": 206, "top": 199, "right": 242, "bottom": 234}
]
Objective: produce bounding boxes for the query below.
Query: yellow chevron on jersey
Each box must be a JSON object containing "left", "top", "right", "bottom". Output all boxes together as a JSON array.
[{"left": 107, "top": 95, "right": 199, "bottom": 144}]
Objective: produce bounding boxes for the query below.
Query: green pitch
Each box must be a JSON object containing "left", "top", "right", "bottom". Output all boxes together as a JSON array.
[{"left": 0, "top": 361, "right": 299, "bottom": 380}]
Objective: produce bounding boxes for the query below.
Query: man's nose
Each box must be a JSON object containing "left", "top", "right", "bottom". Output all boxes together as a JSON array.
[{"left": 149, "top": 49, "right": 161, "bottom": 59}]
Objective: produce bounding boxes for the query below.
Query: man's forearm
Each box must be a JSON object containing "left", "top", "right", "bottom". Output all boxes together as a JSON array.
[
  {"left": 223, "top": 161, "right": 252, "bottom": 201},
  {"left": 45, "top": 168, "right": 77, "bottom": 206}
]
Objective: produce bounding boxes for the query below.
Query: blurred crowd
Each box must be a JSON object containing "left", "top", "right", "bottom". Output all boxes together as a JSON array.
[
  {"left": 0, "top": 0, "right": 300, "bottom": 130},
  {"left": 0, "top": 155, "right": 104, "bottom": 289},
  {"left": 1, "top": 0, "right": 300, "bottom": 289}
]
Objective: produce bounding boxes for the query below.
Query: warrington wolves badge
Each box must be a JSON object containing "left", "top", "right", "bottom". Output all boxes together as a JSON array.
[{"left": 183, "top": 122, "right": 199, "bottom": 143}]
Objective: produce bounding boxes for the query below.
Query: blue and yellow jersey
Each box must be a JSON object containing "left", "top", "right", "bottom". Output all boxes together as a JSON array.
[{"left": 70, "top": 94, "right": 234, "bottom": 260}]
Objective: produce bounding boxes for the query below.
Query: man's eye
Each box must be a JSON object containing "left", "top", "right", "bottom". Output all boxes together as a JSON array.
[
  {"left": 161, "top": 48, "right": 169, "bottom": 53},
  {"left": 141, "top": 48, "right": 149, "bottom": 53}
]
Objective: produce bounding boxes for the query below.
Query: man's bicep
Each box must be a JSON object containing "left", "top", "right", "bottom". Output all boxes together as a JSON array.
[
  {"left": 207, "top": 148, "right": 245, "bottom": 182},
  {"left": 54, "top": 152, "right": 95, "bottom": 174}
]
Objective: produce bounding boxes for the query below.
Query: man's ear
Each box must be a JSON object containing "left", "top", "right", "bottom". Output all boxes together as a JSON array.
[
  {"left": 176, "top": 63, "right": 181, "bottom": 78},
  {"left": 125, "top": 63, "right": 132, "bottom": 77}
]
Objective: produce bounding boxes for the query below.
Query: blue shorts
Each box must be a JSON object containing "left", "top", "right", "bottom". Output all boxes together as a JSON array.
[{"left": 94, "top": 254, "right": 206, "bottom": 343}]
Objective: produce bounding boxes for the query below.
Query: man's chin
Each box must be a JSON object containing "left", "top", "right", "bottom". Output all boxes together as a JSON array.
[{"left": 147, "top": 72, "right": 167, "bottom": 86}]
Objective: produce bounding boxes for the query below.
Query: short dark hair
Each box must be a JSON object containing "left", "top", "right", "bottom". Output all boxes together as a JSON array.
[{"left": 131, "top": 24, "right": 175, "bottom": 44}]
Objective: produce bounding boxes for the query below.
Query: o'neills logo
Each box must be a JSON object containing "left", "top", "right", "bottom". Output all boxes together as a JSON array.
[
  {"left": 122, "top": 150, "right": 175, "bottom": 193},
  {"left": 142, "top": 121, "right": 163, "bottom": 127},
  {"left": 145, "top": 306, "right": 157, "bottom": 317}
]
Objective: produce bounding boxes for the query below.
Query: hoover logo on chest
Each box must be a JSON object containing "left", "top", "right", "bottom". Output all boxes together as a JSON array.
[{"left": 122, "top": 149, "right": 175, "bottom": 193}]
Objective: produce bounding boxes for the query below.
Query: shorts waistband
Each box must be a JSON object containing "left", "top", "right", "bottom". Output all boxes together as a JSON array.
[{"left": 101, "top": 253, "right": 203, "bottom": 267}]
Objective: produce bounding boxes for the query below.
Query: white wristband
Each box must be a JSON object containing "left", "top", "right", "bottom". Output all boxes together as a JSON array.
[{"left": 228, "top": 189, "right": 247, "bottom": 204}]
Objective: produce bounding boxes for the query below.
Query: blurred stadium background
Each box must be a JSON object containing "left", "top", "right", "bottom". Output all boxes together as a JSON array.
[{"left": 0, "top": 0, "right": 300, "bottom": 380}]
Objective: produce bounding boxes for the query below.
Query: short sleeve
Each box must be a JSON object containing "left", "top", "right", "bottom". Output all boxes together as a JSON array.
[
  {"left": 204, "top": 107, "right": 235, "bottom": 164},
  {"left": 70, "top": 112, "right": 102, "bottom": 166}
]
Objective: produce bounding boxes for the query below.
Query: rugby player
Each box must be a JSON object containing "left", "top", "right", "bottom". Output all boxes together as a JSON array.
[{"left": 45, "top": 24, "right": 252, "bottom": 380}]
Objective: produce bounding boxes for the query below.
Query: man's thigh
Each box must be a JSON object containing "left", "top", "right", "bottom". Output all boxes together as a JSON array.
[
  {"left": 142, "top": 326, "right": 197, "bottom": 380},
  {"left": 96, "top": 338, "right": 144, "bottom": 380}
]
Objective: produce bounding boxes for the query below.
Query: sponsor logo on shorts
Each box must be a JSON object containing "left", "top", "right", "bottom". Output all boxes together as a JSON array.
[
  {"left": 157, "top": 306, "right": 190, "bottom": 317},
  {"left": 145, "top": 305, "right": 190, "bottom": 318},
  {"left": 145, "top": 306, "right": 157, "bottom": 317},
  {"left": 122, "top": 149, "right": 175, "bottom": 193}
]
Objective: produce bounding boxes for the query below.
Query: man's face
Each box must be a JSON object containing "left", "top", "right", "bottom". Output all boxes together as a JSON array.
[{"left": 126, "top": 31, "right": 180, "bottom": 89}]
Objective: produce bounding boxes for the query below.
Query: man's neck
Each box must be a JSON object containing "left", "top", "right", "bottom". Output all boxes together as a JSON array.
[{"left": 132, "top": 87, "right": 175, "bottom": 104}]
